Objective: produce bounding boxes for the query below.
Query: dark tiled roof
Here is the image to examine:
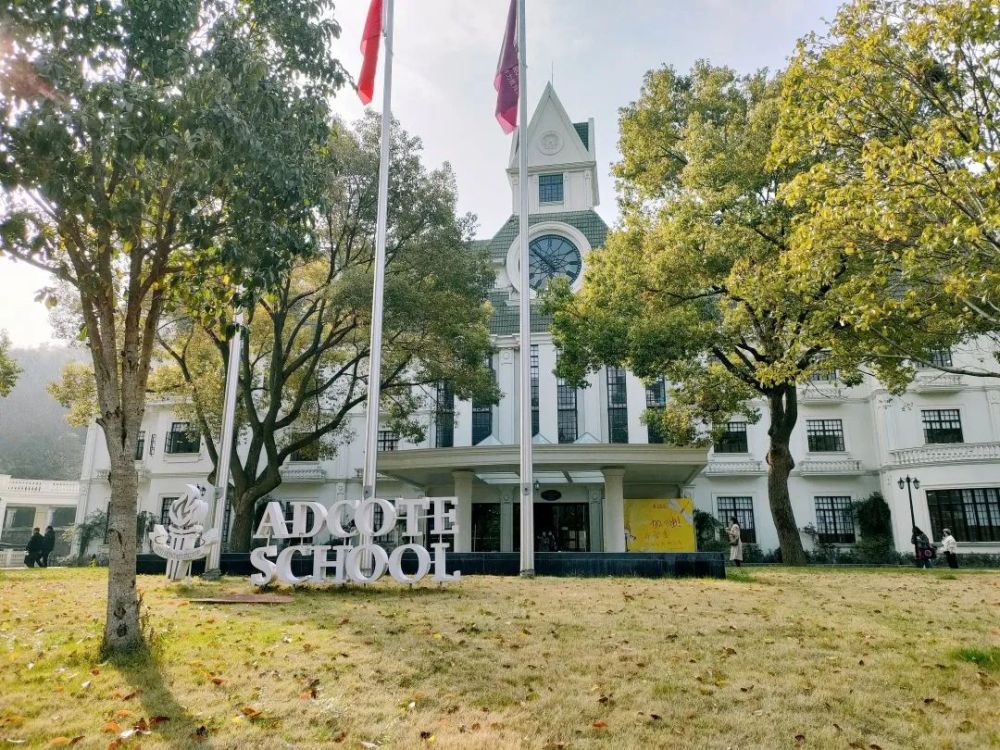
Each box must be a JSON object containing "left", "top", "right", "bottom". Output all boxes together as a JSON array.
[
  {"left": 573, "top": 122, "right": 589, "bottom": 151},
  {"left": 487, "top": 210, "right": 608, "bottom": 261},
  {"left": 488, "top": 290, "right": 553, "bottom": 336}
]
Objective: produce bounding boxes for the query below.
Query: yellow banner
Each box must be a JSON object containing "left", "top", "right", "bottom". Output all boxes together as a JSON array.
[{"left": 623, "top": 498, "right": 695, "bottom": 552}]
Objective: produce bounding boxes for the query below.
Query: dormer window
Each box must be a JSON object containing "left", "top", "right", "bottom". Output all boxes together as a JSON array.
[{"left": 539, "top": 173, "right": 563, "bottom": 204}]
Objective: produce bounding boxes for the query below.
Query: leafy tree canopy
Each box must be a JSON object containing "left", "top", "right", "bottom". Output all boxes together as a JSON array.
[
  {"left": 773, "top": 0, "right": 1000, "bottom": 379},
  {"left": 0, "top": 331, "right": 20, "bottom": 398},
  {"left": 548, "top": 61, "right": 927, "bottom": 565}
]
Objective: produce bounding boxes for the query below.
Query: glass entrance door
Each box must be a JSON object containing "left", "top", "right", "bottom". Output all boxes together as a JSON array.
[{"left": 514, "top": 502, "right": 590, "bottom": 552}]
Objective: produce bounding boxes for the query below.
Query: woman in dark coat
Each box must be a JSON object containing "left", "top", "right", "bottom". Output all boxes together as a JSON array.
[
  {"left": 40, "top": 525, "right": 56, "bottom": 567},
  {"left": 24, "top": 528, "right": 44, "bottom": 568}
]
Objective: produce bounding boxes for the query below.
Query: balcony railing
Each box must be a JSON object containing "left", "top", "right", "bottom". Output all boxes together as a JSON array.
[
  {"left": 2, "top": 479, "right": 80, "bottom": 497},
  {"left": 703, "top": 459, "right": 766, "bottom": 476},
  {"left": 798, "top": 383, "right": 846, "bottom": 403},
  {"left": 797, "top": 458, "right": 864, "bottom": 475},
  {"left": 280, "top": 463, "right": 328, "bottom": 483},
  {"left": 911, "top": 372, "right": 963, "bottom": 392},
  {"left": 889, "top": 441, "right": 1000, "bottom": 466}
]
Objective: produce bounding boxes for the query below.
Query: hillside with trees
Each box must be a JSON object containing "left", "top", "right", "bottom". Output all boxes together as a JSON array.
[{"left": 0, "top": 346, "right": 86, "bottom": 480}]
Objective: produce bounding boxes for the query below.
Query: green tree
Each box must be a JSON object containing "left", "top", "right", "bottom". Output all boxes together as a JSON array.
[
  {"left": 0, "top": 0, "right": 344, "bottom": 653},
  {"left": 549, "top": 62, "right": 915, "bottom": 565},
  {"left": 773, "top": 0, "right": 1000, "bottom": 379},
  {"left": 0, "top": 331, "right": 20, "bottom": 399},
  {"left": 155, "top": 117, "right": 497, "bottom": 550}
]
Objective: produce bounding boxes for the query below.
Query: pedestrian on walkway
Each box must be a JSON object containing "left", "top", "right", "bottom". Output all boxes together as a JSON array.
[
  {"left": 727, "top": 516, "right": 744, "bottom": 568},
  {"left": 24, "top": 528, "right": 44, "bottom": 568},
  {"left": 911, "top": 526, "right": 935, "bottom": 569},
  {"left": 940, "top": 528, "right": 959, "bottom": 569},
  {"left": 40, "top": 525, "right": 55, "bottom": 568}
]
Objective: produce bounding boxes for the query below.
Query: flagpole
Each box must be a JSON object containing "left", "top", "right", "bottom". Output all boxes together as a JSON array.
[
  {"left": 517, "top": 0, "right": 534, "bottom": 577},
  {"left": 206, "top": 305, "right": 243, "bottom": 574},
  {"left": 361, "top": 0, "right": 394, "bottom": 544}
]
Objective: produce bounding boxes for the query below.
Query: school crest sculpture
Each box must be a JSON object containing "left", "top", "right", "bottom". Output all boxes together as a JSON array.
[{"left": 149, "top": 484, "right": 220, "bottom": 580}]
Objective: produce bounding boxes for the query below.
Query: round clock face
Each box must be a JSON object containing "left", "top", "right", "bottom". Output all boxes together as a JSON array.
[{"left": 528, "top": 234, "right": 582, "bottom": 290}]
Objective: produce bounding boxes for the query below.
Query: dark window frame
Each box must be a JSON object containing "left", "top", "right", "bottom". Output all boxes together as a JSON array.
[
  {"left": 377, "top": 430, "right": 399, "bottom": 452},
  {"left": 607, "top": 366, "right": 629, "bottom": 444},
  {"left": 134, "top": 430, "right": 146, "bottom": 461},
  {"left": 160, "top": 496, "right": 179, "bottom": 526},
  {"left": 917, "top": 349, "right": 954, "bottom": 369},
  {"left": 926, "top": 487, "right": 1000, "bottom": 543},
  {"left": 472, "top": 357, "right": 495, "bottom": 445},
  {"left": 557, "top": 355, "right": 578, "bottom": 444},
  {"left": 716, "top": 496, "right": 756, "bottom": 544},
  {"left": 815, "top": 496, "right": 856, "bottom": 544},
  {"left": 165, "top": 421, "right": 200, "bottom": 455},
  {"left": 531, "top": 345, "right": 540, "bottom": 437},
  {"left": 645, "top": 377, "right": 666, "bottom": 444},
  {"left": 714, "top": 422, "right": 749, "bottom": 454},
  {"left": 806, "top": 419, "right": 845, "bottom": 452},
  {"left": 922, "top": 408, "right": 963, "bottom": 444},
  {"left": 435, "top": 381, "right": 455, "bottom": 448},
  {"left": 538, "top": 173, "right": 564, "bottom": 203}
]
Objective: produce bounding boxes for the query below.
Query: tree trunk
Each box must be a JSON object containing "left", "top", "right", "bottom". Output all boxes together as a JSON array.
[
  {"left": 766, "top": 385, "right": 808, "bottom": 566},
  {"left": 229, "top": 491, "right": 258, "bottom": 553},
  {"left": 102, "top": 435, "right": 142, "bottom": 653}
]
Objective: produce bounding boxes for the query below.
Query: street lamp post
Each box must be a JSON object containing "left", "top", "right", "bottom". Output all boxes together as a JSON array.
[{"left": 898, "top": 475, "right": 921, "bottom": 564}]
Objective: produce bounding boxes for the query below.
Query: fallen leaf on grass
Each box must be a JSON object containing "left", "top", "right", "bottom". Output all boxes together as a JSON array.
[
  {"left": 795, "top": 734, "right": 806, "bottom": 744},
  {"left": 332, "top": 731, "right": 347, "bottom": 743},
  {"left": 113, "top": 710, "right": 132, "bottom": 719},
  {"left": 592, "top": 721, "right": 608, "bottom": 729},
  {"left": 240, "top": 707, "right": 262, "bottom": 719},
  {"left": 102, "top": 722, "right": 122, "bottom": 734},
  {"left": 650, "top": 714, "right": 662, "bottom": 721},
  {"left": 148, "top": 717, "right": 169, "bottom": 728},
  {"left": 47, "top": 738, "right": 76, "bottom": 747},
  {"left": 210, "top": 677, "right": 224, "bottom": 686},
  {"left": 299, "top": 688, "right": 318, "bottom": 700}
]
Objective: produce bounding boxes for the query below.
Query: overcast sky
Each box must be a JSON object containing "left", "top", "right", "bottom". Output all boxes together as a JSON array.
[{"left": 0, "top": 0, "right": 842, "bottom": 348}]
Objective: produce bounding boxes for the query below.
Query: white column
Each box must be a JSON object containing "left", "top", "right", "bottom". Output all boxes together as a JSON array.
[
  {"left": 455, "top": 400, "right": 473, "bottom": 447},
  {"left": 453, "top": 470, "right": 474, "bottom": 553},
  {"left": 498, "top": 348, "right": 516, "bottom": 443},
  {"left": 581, "top": 370, "right": 603, "bottom": 439},
  {"left": 602, "top": 467, "right": 626, "bottom": 552}
]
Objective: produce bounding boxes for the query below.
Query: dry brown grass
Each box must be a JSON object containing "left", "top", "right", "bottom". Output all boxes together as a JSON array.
[{"left": 0, "top": 567, "right": 998, "bottom": 749}]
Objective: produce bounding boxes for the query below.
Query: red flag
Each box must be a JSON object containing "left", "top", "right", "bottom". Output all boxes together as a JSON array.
[
  {"left": 494, "top": 0, "right": 519, "bottom": 134},
  {"left": 358, "top": 0, "right": 383, "bottom": 104}
]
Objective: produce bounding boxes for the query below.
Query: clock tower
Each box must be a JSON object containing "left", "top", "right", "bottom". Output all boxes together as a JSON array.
[{"left": 481, "top": 83, "right": 607, "bottom": 303}]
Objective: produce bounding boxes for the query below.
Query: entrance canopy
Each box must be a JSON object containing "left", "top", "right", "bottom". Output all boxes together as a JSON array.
[{"left": 377, "top": 443, "right": 708, "bottom": 490}]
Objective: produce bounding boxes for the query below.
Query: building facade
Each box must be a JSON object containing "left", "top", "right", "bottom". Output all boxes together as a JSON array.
[
  {"left": 1, "top": 475, "right": 79, "bottom": 564},
  {"left": 76, "top": 86, "right": 1000, "bottom": 558}
]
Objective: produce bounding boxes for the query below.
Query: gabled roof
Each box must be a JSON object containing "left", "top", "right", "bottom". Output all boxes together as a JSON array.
[
  {"left": 487, "top": 210, "right": 609, "bottom": 262},
  {"left": 508, "top": 82, "right": 594, "bottom": 171}
]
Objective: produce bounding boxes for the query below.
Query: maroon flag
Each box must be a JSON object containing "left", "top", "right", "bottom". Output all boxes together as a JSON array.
[
  {"left": 494, "top": 0, "right": 519, "bottom": 134},
  {"left": 358, "top": 0, "right": 383, "bottom": 104}
]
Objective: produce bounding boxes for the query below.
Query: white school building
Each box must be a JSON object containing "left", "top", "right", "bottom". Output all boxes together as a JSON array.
[{"left": 75, "top": 85, "right": 1000, "bottom": 559}]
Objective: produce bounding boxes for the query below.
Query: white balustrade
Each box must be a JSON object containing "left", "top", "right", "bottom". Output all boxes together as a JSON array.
[{"left": 890, "top": 441, "right": 1000, "bottom": 466}]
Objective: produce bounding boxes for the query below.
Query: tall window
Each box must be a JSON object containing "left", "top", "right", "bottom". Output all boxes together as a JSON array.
[
  {"left": 165, "top": 421, "right": 200, "bottom": 454},
  {"left": 557, "top": 373, "right": 578, "bottom": 444},
  {"left": 160, "top": 497, "right": 178, "bottom": 526},
  {"left": 806, "top": 419, "right": 845, "bottom": 452},
  {"left": 377, "top": 430, "right": 399, "bottom": 452},
  {"left": 435, "top": 382, "right": 455, "bottom": 448},
  {"left": 472, "top": 504, "right": 501, "bottom": 551},
  {"left": 134, "top": 430, "right": 146, "bottom": 461},
  {"left": 607, "top": 366, "right": 629, "bottom": 443},
  {"left": 645, "top": 377, "right": 666, "bottom": 444},
  {"left": 472, "top": 358, "right": 495, "bottom": 445},
  {"left": 917, "top": 349, "right": 953, "bottom": 369},
  {"left": 714, "top": 422, "right": 748, "bottom": 453},
  {"left": 290, "top": 433, "right": 320, "bottom": 462},
  {"left": 922, "top": 409, "right": 963, "bottom": 444},
  {"left": 538, "top": 173, "right": 564, "bottom": 203},
  {"left": 531, "top": 345, "right": 540, "bottom": 437},
  {"left": 926, "top": 488, "right": 1000, "bottom": 543},
  {"left": 815, "top": 496, "right": 855, "bottom": 544},
  {"left": 716, "top": 497, "right": 756, "bottom": 544}
]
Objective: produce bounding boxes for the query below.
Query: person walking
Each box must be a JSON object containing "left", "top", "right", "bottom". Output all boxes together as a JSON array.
[
  {"left": 911, "top": 526, "right": 935, "bottom": 569},
  {"left": 727, "top": 516, "right": 744, "bottom": 568},
  {"left": 940, "top": 528, "right": 959, "bottom": 569},
  {"left": 24, "top": 528, "right": 44, "bottom": 568},
  {"left": 40, "top": 525, "right": 56, "bottom": 568}
]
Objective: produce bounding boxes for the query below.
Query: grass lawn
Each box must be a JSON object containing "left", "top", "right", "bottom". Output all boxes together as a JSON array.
[{"left": 1, "top": 568, "right": 998, "bottom": 749}]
